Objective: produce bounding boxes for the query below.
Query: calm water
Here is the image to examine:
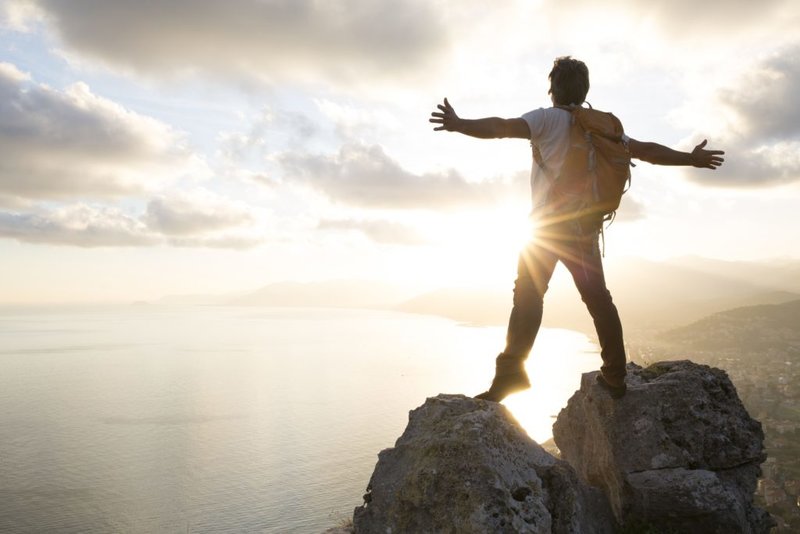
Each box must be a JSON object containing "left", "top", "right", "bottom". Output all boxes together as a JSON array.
[{"left": 0, "top": 305, "right": 601, "bottom": 533}]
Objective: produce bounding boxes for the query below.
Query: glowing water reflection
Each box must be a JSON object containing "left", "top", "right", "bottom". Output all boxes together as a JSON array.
[
  {"left": 0, "top": 305, "right": 601, "bottom": 533},
  {"left": 501, "top": 328, "right": 601, "bottom": 443}
]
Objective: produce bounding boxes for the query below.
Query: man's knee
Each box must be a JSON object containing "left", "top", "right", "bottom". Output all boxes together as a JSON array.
[
  {"left": 581, "top": 286, "right": 615, "bottom": 311},
  {"left": 513, "top": 274, "right": 546, "bottom": 307}
]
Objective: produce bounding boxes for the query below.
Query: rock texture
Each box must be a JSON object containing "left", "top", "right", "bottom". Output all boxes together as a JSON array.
[
  {"left": 553, "top": 360, "right": 774, "bottom": 533},
  {"left": 353, "top": 394, "right": 614, "bottom": 534}
]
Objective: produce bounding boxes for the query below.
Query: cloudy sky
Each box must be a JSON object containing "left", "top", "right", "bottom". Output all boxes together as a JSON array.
[{"left": 1, "top": 0, "right": 798, "bottom": 303}]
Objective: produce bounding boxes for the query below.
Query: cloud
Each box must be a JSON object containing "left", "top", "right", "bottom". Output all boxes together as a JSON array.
[
  {"left": 549, "top": 0, "right": 797, "bottom": 40},
  {"left": 0, "top": 192, "right": 261, "bottom": 248},
  {"left": 318, "top": 218, "right": 426, "bottom": 245},
  {"left": 717, "top": 51, "right": 800, "bottom": 142},
  {"left": 0, "top": 62, "right": 263, "bottom": 248},
  {"left": 279, "top": 143, "right": 518, "bottom": 210},
  {"left": 218, "top": 108, "right": 317, "bottom": 162},
  {"left": 0, "top": 0, "right": 41, "bottom": 31},
  {"left": 0, "top": 62, "right": 206, "bottom": 202},
  {"left": 11, "top": 0, "right": 447, "bottom": 86},
  {"left": 681, "top": 46, "right": 800, "bottom": 187},
  {"left": 0, "top": 204, "right": 156, "bottom": 247},
  {"left": 313, "top": 98, "right": 401, "bottom": 141},
  {"left": 613, "top": 194, "right": 646, "bottom": 222},
  {"left": 164, "top": 235, "right": 261, "bottom": 249},
  {"left": 144, "top": 191, "right": 255, "bottom": 236},
  {"left": 699, "top": 140, "right": 800, "bottom": 187}
]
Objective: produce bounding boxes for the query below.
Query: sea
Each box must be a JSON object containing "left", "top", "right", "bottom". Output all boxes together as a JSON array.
[{"left": 0, "top": 305, "right": 603, "bottom": 533}]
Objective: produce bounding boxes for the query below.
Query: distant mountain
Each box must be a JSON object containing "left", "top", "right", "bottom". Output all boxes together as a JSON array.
[
  {"left": 603, "top": 257, "right": 800, "bottom": 332},
  {"left": 666, "top": 256, "right": 800, "bottom": 293},
  {"left": 396, "top": 257, "right": 800, "bottom": 334},
  {"left": 659, "top": 299, "right": 800, "bottom": 351},
  {"left": 226, "top": 280, "right": 409, "bottom": 308},
  {"left": 158, "top": 292, "right": 234, "bottom": 306},
  {"left": 160, "top": 280, "right": 409, "bottom": 309},
  {"left": 396, "top": 288, "right": 509, "bottom": 326},
  {"left": 155, "top": 257, "right": 800, "bottom": 335}
]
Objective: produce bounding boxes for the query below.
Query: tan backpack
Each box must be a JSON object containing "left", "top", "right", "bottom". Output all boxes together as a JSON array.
[{"left": 534, "top": 105, "right": 632, "bottom": 228}]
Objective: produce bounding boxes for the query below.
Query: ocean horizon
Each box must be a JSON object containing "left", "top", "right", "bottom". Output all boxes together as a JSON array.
[{"left": 0, "top": 304, "right": 602, "bottom": 533}]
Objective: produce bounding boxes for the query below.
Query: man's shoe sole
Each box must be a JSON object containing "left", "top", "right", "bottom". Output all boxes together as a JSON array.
[{"left": 474, "top": 373, "right": 530, "bottom": 402}]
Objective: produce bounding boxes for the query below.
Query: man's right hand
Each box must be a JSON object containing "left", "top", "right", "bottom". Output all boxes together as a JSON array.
[{"left": 429, "top": 98, "right": 461, "bottom": 132}]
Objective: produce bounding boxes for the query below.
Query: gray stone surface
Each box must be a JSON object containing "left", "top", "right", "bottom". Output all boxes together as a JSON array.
[
  {"left": 553, "top": 360, "right": 774, "bottom": 533},
  {"left": 353, "top": 394, "right": 615, "bottom": 534}
]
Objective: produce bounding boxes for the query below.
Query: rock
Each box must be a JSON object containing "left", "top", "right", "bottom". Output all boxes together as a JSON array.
[
  {"left": 553, "top": 360, "right": 774, "bottom": 533},
  {"left": 353, "top": 394, "right": 615, "bottom": 534}
]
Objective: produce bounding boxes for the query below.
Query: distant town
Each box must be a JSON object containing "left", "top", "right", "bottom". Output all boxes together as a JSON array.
[{"left": 629, "top": 299, "right": 800, "bottom": 532}]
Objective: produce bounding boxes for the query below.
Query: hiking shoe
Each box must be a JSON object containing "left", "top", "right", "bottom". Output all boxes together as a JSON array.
[
  {"left": 596, "top": 374, "right": 626, "bottom": 399},
  {"left": 475, "top": 371, "right": 531, "bottom": 402}
]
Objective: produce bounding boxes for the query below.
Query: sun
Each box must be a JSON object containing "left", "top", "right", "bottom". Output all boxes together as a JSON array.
[{"left": 424, "top": 202, "right": 534, "bottom": 287}]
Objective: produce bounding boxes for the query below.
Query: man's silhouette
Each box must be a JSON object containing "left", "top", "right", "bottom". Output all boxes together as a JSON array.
[{"left": 430, "top": 56, "right": 724, "bottom": 401}]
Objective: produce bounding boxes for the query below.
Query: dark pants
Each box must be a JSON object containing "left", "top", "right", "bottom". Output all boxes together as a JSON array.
[{"left": 500, "top": 221, "right": 627, "bottom": 385}]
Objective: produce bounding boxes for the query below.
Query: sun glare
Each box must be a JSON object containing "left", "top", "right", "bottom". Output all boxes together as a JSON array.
[
  {"left": 502, "top": 328, "right": 602, "bottom": 443},
  {"left": 426, "top": 203, "right": 534, "bottom": 287}
]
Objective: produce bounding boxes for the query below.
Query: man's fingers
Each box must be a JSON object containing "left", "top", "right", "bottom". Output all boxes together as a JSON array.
[
  {"left": 431, "top": 98, "right": 455, "bottom": 132},
  {"left": 705, "top": 154, "right": 725, "bottom": 169},
  {"left": 696, "top": 140, "right": 725, "bottom": 171}
]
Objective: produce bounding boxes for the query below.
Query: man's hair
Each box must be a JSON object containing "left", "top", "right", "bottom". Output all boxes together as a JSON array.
[{"left": 548, "top": 56, "right": 590, "bottom": 106}]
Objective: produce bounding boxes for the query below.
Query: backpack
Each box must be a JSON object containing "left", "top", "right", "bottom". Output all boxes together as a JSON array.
[{"left": 533, "top": 104, "right": 632, "bottom": 228}]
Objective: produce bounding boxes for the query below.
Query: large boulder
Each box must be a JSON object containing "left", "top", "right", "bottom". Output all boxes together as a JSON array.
[
  {"left": 353, "top": 394, "right": 614, "bottom": 534},
  {"left": 553, "top": 360, "right": 774, "bottom": 533}
]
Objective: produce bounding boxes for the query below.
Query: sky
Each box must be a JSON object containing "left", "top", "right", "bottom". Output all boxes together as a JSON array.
[{"left": 1, "top": 0, "right": 799, "bottom": 304}]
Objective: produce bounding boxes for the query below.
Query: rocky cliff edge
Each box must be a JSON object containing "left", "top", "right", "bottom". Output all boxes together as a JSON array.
[{"left": 350, "top": 360, "right": 773, "bottom": 533}]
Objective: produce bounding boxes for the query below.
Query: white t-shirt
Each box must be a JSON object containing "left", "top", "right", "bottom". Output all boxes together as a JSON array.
[
  {"left": 520, "top": 107, "right": 571, "bottom": 215},
  {"left": 521, "top": 106, "right": 631, "bottom": 217}
]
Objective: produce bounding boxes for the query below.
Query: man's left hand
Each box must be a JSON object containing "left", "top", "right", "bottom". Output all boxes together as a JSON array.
[{"left": 691, "top": 139, "right": 725, "bottom": 169}]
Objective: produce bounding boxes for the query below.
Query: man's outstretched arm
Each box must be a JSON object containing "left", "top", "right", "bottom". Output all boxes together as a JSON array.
[
  {"left": 628, "top": 138, "right": 725, "bottom": 169},
  {"left": 429, "top": 98, "right": 529, "bottom": 139}
]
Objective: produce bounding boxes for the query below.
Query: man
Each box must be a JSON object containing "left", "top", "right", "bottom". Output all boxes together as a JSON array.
[{"left": 429, "top": 56, "right": 724, "bottom": 401}]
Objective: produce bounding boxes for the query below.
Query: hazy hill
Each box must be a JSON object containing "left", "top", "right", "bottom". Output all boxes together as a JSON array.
[
  {"left": 156, "top": 257, "right": 800, "bottom": 336},
  {"left": 224, "top": 280, "right": 408, "bottom": 308},
  {"left": 659, "top": 299, "right": 800, "bottom": 351},
  {"left": 667, "top": 256, "right": 800, "bottom": 293},
  {"left": 397, "top": 257, "right": 800, "bottom": 334},
  {"left": 160, "top": 280, "right": 408, "bottom": 309},
  {"left": 396, "top": 288, "right": 510, "bottom": 326},
  {"left": 604, "top": 257, "right": 800, "bottom": 332}
]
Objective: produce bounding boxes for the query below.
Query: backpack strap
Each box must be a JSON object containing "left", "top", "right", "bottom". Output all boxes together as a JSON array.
[
  {"left": 532, "top": 104, "right": 578, "bottom": 178},
  {"left": 554, "top": 102, "right": 591, "bottom": 111},
  {"left": 532, "top": 143, "right": 548, "bottom": 175}
]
